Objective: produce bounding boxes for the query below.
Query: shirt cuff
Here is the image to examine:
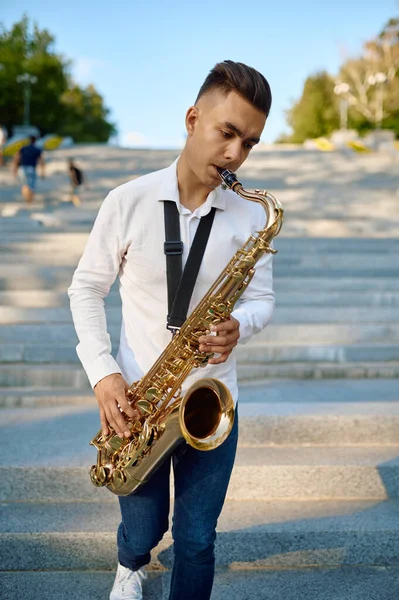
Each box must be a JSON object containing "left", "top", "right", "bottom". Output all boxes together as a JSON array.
[
  {"left": 77, "top": 350, "right": 122, "bottom": 389},
  {"left": 231, "top": 308, "right": 251, "bottom": 345}
]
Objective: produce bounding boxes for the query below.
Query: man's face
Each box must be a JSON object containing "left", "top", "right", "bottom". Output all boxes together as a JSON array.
[{"left": 184, "top": 90, "right": 267, "bottom": 189}]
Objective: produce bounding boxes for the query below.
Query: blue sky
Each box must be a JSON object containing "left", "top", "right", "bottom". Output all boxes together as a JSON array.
[{"left": 2, "top": 1, "right": 397, "bottom": 147}]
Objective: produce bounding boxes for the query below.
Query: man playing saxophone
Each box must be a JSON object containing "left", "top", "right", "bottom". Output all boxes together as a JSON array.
[{"left": 68, "top": 60, "right": 275, "bottom": 600}]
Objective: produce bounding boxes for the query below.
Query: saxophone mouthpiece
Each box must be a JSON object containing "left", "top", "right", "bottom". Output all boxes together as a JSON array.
[{"left": 217, "top": 167, "right": 240, "bottom": 190}]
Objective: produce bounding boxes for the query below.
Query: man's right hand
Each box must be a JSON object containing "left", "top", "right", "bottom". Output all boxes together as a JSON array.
[{"left": 94, "top": 373, "right": 138, "bottom": 438}]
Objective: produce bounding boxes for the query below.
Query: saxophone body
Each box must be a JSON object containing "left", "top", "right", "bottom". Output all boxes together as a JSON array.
[{"left": 89, "top": 168, "right": 284, "bottom": 496}]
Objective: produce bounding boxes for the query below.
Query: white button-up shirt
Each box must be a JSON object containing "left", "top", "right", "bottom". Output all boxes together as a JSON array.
[{"left": 68, "top": 159, "right": 275, "bottom": 403}]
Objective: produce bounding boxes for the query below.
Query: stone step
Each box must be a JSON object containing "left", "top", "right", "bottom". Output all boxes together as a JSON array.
[
  {"left": 2, "top": 232, "right": 397, "bottom": 250},
  {"left": 254, "top": 323, "right": 399, "bottom": 344},
  {"left": 1, "top": 261, "right": 399, "bottom": 288},
  {"left": 1, "top": 499, "right": 399, "bottom": 570},
  {"left": 0, "top": 566, "right": 397, "bottom": 600},
  {"left": 1, "top": 361, "right": 399, "bottom": 388},
  {"left": 2, "top": 322, "right": 398, "bottom": 346},
  {"left": 0, "top": 265, "right": 75, "bottom": 291},
  {"left": 0, "top": 305, "right": 398, "bottom": 324},
  {"left": 3, "top": 288, "right": 399, "bottom": 308},
  {"left": 1, "top": 378, "right": 398, "bottom": 409},
  {"left": 2, "top": 245, "right": 399, "bottom": 270},
  {"left": 1, "top": 342, "right": 398, "bottom": 365},
  {"left": 2, "top": 398, "right": 399, "bottom": 500},
  {"left": 275, "top": 254, "right": 399, "bottom": 270},
  {"left": 237, "top": 361, "right": 399, "bottom": 379},
  {"left": 275, "top": 238, "right": 399, "bottom": 253},
  {"left": 3, "top": 445, "right": 399, "bottom": 501},
  {"left": 274, "top": 267, "right": 399, "bottom": 278},
  {"left": 2, "top": 273, "right": 399, "bottom": 292},
  {"left": 276, "top": 291, "right": 399, "bottom": 307},
  {"left": 274, "top": 276, "right": 399, "bottom": 291},
  {"left": 238, "top": 343, "right": 399, "bottom": 363},
  {"left": 0, "top": 387, "right": 95, "bottom": 407},
  {"left": 0, "top": 220, "right": 91, "bottom": 235},
  {"left": 0, "top": 364, "right": 89, "bottom": 388},
  {"left": 1, "top": 230, "right": 398, "bottom": 247},
  {"left": 2, "top": 232, "right": 398, "bottom": 250}
]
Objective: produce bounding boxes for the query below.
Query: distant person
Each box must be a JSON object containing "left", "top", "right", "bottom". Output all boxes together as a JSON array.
[
  {"left": 68, "top": 158, "right": 85, "bottom": 207},
  {"left": 0, "top": 125, "right": 7, "bottom": 166},
  {"left": 13, "top": 135, "right": 45, "bottom": 204}
]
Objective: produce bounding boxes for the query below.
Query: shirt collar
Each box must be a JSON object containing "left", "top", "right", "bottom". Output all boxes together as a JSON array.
[{"left": 157, "top": 158, "right": 226, "bottom": 214}]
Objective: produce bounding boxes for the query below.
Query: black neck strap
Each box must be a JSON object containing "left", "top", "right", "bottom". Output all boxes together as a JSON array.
[{"left": 163, "top": 201, "right": 216, "bottom": 332}]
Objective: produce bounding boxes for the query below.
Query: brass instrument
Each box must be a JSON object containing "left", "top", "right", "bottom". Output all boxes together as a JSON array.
[{"left": 89, "top": 168, "right": 284, "bottom": 496}]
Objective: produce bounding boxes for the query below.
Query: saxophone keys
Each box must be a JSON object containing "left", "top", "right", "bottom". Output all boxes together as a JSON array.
[
  {"left": 137, "top": 399, "right": 154, "bottom": 414},
  {"left": 240, "top": 255, "right": 256, "bottom": 267},
  {"left": 90, "top": 464, "right": 109, "bottom": 487},
  {"left": 145, "top": 388, "right": 159, "bottom": 402},
  {"left": 231, "top": 271, "right": 244, "bottom": 282},
  {"left": 112, "top": 469, "right": 126, "bottom": 486},
  {"left": 128, "top": 419, "right": 142, "bottom": 433}
]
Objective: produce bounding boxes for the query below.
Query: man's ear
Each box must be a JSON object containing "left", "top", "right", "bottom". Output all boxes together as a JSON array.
[{"left": 185, "top": 106, "right": 199, "bottom": 137}]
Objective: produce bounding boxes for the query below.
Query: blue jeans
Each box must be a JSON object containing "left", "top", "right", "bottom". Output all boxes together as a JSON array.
[{"left": 117, "top": 407, "right": 238, "bottom": 600}]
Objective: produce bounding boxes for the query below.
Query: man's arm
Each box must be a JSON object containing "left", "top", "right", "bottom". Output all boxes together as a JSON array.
[{"left": 68, "top": 190, "right": 137, "bottom": 437}]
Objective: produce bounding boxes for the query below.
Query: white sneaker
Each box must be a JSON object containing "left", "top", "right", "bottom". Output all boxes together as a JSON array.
[{"left": 110, "top": 563, "right": 147, "bottom": 600}]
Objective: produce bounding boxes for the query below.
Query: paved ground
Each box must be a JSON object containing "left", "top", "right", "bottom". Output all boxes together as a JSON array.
[{"left": 1, "top": 145, "right": 399, "bottom": 599}]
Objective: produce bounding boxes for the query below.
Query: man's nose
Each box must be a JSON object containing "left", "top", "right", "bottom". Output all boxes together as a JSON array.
[{"left": 224, "top": 140, "right": 242, "bottom": 165}]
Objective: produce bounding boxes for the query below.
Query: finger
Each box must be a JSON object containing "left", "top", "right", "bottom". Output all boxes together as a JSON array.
[
  {"left": 200, "top": 338, "right": 237, "bottom": 352},
  {"left": 99, "top": 408, "right": 109, "bottom": 436},
  {"left": 208, "top": 351, "right": 230, "bottom": 365},
  {"left": 202, "top": 342, "right": 237, "bottom": 355},
  {"left": 199, "top": 334, "right": 228, "bottom": 347},
  {"left": 211, "top": 319, "right": 239, "bottom": 333},
  {"left": 200, "top": 332, "right": 237, "bottom": 345},
  {"left": 103, "top": 407, "right": 120, "bottom": 436},
  {"left": 200, "top": 330, "right": 239, "bottom": 346},
  {"left": 116, "top": 394, "right": 136, "bottom": 418},
  {"left": 111, "top": 407, "right": 131, "bottom": 438},
  {"left": 106, "top": 404, "right": 129, "bottom": 438}
]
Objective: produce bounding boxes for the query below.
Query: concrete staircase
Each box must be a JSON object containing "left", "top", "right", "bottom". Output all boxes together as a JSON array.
[
  {"left": 1, "top": 157, "right": 399, "bottom": 598},
  {"left": 2, "top": 392, "right": 399, "bottom": 598}
]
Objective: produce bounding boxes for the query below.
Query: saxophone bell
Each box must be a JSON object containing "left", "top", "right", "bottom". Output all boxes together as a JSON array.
[{"left": 180, "top": 378, "right": 234, "bottom": 451}]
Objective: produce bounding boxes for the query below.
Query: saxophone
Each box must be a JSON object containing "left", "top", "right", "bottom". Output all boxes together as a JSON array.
[{"left": 89, "top": 168, "right": 284, "bottom": 496}]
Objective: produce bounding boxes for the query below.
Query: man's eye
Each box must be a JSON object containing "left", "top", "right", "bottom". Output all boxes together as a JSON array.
[
  {"left": 244, "top": 143, "right": 254, "bottom": 150},
  {"left": 221, "top": 131, "right": 232, "bottom": 138}
]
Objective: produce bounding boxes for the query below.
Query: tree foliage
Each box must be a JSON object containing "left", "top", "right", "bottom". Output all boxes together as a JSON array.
[
  {"left": 285, "top": 72, "right": 339, "bottom": 143},
  {"left": 284, "top": 18, "right": 399, "bottom": 141},
  {"left": 0, "top": 16, "right": 116, "bottom": 142},
  {"left": 59, "top": 84, "right": 115, "bottom": 142}
]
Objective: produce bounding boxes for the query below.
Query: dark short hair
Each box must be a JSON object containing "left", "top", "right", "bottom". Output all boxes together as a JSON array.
[
  {"left": 30, "top": 135, "right": 37, "bottom": 144},
  {"left": 196, "top": 60, "right": 272, "bottom": 117}
]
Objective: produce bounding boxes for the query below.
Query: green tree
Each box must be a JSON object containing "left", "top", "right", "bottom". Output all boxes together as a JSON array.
[
  {"left": 60, "top": 84, "right": 116, "bottom": 142},
  {"left": 285, "top": 72, "right": 339, "bottom": 142},
  {"left": 0, "top": 15, "right": 69, "bottom": 134},
  {"left": 337, "top": 19, "right": 399, "bottom": 135},
  {"left": 0, "top": 16, "right": 116, "bottom": 142},
  {"left": 283, "top": 18, "right": 399, "bottom": 141}
]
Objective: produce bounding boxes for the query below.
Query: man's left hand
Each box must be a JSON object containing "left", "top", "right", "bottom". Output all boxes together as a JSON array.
[{"left": 198, "top": 316, "right": 240, "bottom": 365}]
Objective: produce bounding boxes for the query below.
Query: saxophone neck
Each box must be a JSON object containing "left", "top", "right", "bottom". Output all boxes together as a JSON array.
[{"left": 217, "top": 167, "right": 283, "bottom": 233}]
